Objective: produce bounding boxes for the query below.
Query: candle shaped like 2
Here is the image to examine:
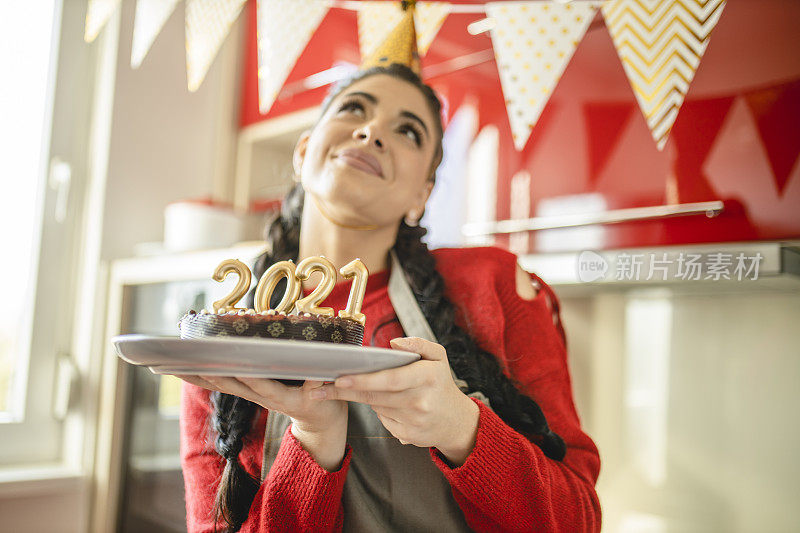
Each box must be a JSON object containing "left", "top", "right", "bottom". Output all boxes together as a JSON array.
[
  {"left": 211, "top": 259, "right": 251, "bottom": 313},
  {"left": 295, "top": 256, "right": 337, "bottom": 316}
]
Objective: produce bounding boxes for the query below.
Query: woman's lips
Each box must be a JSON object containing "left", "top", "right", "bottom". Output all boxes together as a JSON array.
[{"left": 335, "top": 151, "right": 383, "bottom": 178}]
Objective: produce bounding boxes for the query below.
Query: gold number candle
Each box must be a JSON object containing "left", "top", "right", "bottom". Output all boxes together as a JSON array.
[
  {"left": 254, "top": 260, "right": 302, "bottom": 314},
  {"left": 338, "top": 258, "right": 368, "bottom": 326},
  {"left": 294, "top": 256, "right": 337, "bottom": 316},
  {"left": 211, "top": 259, "right": 251, "bottom": 313}
]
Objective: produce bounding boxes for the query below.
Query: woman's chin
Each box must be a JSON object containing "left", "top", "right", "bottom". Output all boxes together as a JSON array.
[
  {"left": 307, "top": 175, "right": 380, "bottom": 205},
  {"left": 307, "top": 190, "right": 386, "bottom": 227}
]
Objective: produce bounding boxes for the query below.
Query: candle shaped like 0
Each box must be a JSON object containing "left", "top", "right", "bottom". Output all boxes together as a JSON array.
[
  {"left": 254, "top": 260, "right": 302, "bottom": 314},
  {"left": 338, "top": 259, "right": 368, "bottom": 326}
]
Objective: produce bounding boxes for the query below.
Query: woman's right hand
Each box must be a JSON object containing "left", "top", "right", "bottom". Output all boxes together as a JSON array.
[
  {"left": 178, "top": 375, "right": 349, "bottom": 471},
  {"left": 177, "top": 375, "right": 348, "bottom": 436}
]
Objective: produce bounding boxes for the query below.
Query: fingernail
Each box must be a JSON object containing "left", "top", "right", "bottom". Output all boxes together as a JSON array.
[
  {"left": 336, "top": 377, "right": 353, "bottom": 388},
  {"left": 310, "top": 389, "right": 326, "bottom": 399},
  {"left": 390, "top": 337, "right": 410, "bottom": 347}
]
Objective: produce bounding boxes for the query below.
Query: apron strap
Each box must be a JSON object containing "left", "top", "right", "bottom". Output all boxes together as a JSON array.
[
  {"left": 387, "top": 249, "right": 438, "bottom": 343},
  {"left": 387, "top": 250, "right": 492, "bottom": 409}
]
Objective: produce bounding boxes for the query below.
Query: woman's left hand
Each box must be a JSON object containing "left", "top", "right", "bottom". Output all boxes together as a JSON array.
[{"left": 313, "top": 336, "right": 480, "bottom": 466}]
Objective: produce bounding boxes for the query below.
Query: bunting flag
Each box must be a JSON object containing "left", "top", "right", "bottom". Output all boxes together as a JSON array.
[
  {"left": 744, "top": 79, "right": 800, "bottom": 196},
  {"left": 602, "top": 0, "right": 726, "bottom": 150},
  {"left": 185, "top": 0, "right": 247, "bottom": 92},
  {"left": 91, "top": 0, "right": 731, "bottom": 158},
  {"left": 357, "top": 1, "right": 451, "bottom": 60},
  {"left": 486, "top": 1, "right": 598, "bottom": 151},
  {"left": 257, "top": 0, "right": 330, "bottom": 113},
  {"left": 131, "top": 0, "right": 180, "bottom": 68},
  {"left": 84, "top": 0, "right": 121, "bottom": 43}
]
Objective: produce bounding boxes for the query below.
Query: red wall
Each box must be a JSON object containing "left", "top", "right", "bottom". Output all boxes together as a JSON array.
[{"left": 240, "top": 0, "right": 800, "bottom": 252}]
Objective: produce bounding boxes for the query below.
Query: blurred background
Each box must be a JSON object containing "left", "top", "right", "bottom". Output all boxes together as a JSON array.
[{"left": 0, "top": 0, "right": 798, "bottom": 531}]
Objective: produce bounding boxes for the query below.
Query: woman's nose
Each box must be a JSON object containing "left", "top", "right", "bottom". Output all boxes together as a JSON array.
[{"left": 354, "top": 124, "right": 384, "bottom": 150}]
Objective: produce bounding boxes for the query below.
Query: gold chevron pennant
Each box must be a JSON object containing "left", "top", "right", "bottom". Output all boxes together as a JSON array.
[
  {"left": 84, "top": 0, "right": 121, "bottom": 43},
  {"left": 603, "top": 0, "right": 726, "bottom": 150},
  {"left": 358, "top": 1, "right": 450, "bottom": 60},
  {"left": 185, "top": 0, "right": 247, "bottom": 92},
  {"left": 131, "top": 0, "right": 180, "bottom": 68},
  {"left": 257, "top": 0, "right": 329, "bottom": 113}
]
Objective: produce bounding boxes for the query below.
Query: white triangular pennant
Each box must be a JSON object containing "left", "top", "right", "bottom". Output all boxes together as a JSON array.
[
  {"left": 603, "top": 0, "right": 726, "bottom": 150},
  {"left": 131, "top": 0, "right": 180, "bottom": 68},
  {"left": 257, "top": 0, "right": 330, "bottom": 114},
  {"left": 486, "top": 1, "right": 597, "bottom": 151},
  {"left": 358, "top": 1, "right": 451, "bottom": 59},
  {"left": 185, "top": 0, "right": 247, "bottom": 92},
  {"left": 84, "top": 0, "right": 121, "bottom": 43}
]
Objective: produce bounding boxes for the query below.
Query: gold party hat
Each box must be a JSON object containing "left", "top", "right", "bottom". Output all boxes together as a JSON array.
[{"left": 360, "top": 0, "right": 421, "bottom": 75}]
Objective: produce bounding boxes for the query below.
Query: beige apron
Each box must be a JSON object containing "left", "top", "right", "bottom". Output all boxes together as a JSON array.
[{"left": 260, "top": 252, "right": 492, "bottom": 532}]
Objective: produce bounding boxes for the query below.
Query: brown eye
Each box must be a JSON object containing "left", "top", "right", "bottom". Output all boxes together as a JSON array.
[
  {"left": 399, "top": 124, "right": 422, "bottom": 146},
  {"left": 339, "top": 101, "right": 364, "bottom": 115}
]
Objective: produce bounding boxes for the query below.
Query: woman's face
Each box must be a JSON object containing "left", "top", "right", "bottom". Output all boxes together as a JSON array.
[{"left": 293, "top": 73, "right": 441, "bottom": 228}]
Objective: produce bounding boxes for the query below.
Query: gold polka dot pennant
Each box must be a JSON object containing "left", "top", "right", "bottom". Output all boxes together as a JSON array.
[
  {"left": 84, "top": 0, "right": 121, "bottom": 43},
  {"left": 256, "top": 0, "right": 330, "bottom": 114},
  {"left": 185, "top": 0, "right": 247, "bottom": 92},
  {"left": 358, "top": 1, "right": 451, "bottom": 60},
  {"left": 602, "top": 0, "right": 726, "bottom": 150},
  {"left": 131, "top": 0, "right": 180, "bottom": 68},
  {"left": 486, "top": 1, "right": 598, "bottom": 151}
]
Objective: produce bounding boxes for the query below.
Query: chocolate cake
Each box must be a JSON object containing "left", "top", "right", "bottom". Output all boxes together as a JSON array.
[
  {"left": 178, "top": 309, "right": 364, "bottom": 345},
  {"left": 177, "top": 309, "right": 365, "bottom": 386}
]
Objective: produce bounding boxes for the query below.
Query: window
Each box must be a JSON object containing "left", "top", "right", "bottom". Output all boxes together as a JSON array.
[
  {"left": 0, "top": 0, "right": 101, "bottom": 466},
  {"left": 0, "top": 0, "right": 59, "bottom": 421},
  {"left": 0, "top": 1, "right": 65, "bottom": 466}
]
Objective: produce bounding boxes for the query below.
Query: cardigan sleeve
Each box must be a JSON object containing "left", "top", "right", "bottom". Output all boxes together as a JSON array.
[
  {"left": 428, "top": 248, "right": 602, "bottom": 532},
  {"left": 180, "top": 383, "right": 353, "bottom": 533}
]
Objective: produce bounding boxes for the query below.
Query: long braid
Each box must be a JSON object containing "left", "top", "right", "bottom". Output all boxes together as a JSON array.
[
  {"left": 209, "top": 184, "right": 304, "bottom": 532},
  {"left": 209, "top": 393, "right": 258, "bottom": 530},
  {"left": 393, "top": 222, "right": 566, "bottom": 460}
]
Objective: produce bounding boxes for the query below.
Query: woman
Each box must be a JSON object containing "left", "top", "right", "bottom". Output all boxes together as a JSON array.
[{"left": 179, "top": 63, "right": 601, "bottom": 532}]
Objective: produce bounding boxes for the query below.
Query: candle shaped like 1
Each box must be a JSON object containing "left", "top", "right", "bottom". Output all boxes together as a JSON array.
[
  {"left": 254, "top": 260, "right": 302, "bottom": 314},
  {"left": 211, "top": 259, "right": 251, "bottom": 313},
  {"left": 338, "top": 258, "right": 368, "bottom": 326}
]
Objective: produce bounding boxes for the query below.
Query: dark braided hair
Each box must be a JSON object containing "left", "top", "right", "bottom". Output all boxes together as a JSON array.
[
  {"left": 207, "top": 184, "right": 304, "bottom": 532},
  {"left": 208, "top": 63, "right": 565, "bottom": 531}
]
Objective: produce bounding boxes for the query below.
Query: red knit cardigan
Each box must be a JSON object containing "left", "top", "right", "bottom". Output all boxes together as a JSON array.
[{"left": 180, "top": 246, "right": 602, "bottom": 532}]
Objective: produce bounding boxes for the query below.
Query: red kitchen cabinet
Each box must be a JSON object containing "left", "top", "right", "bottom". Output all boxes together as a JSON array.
[{"left": 238, "top": 0, "right": 800, "bottom": 252}]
